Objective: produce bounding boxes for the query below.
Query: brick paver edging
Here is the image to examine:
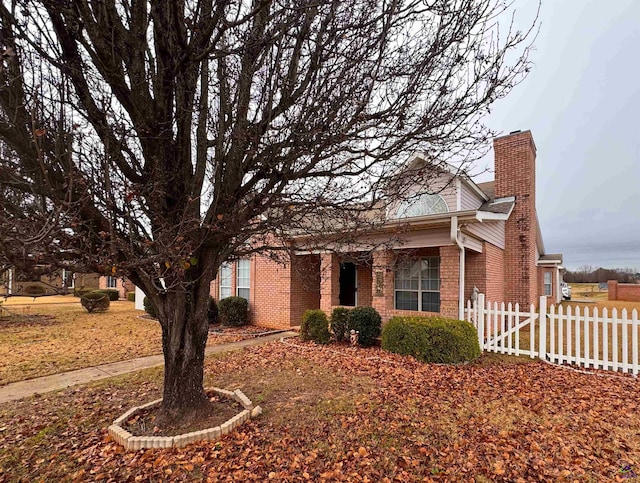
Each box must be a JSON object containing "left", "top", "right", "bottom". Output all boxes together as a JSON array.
[{"left": 109, "top": 388, "right": 262, "bottom": 450}]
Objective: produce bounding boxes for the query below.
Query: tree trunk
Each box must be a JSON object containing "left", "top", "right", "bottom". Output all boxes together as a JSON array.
[{"left": 157, "top": 289, "right": 212, "bottom": 425}]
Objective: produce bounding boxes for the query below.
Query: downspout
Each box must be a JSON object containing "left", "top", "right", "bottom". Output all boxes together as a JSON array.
[{"left": 450, "top": 216, "right": 465, "bottom": 320}]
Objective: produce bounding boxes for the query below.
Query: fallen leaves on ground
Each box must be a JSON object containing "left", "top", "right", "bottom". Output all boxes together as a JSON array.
[{"left": 1, "top": 340, "right": 639, "bottom": 482}]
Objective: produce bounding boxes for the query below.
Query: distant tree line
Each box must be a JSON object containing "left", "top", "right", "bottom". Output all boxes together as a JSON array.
[{"left": 564, "top": 266, "right": 639, "bottom": 284}]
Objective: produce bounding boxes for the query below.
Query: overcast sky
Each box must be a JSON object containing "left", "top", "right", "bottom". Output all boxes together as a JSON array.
[{"left": 475, "top": 0, "right": 640, "bottom": 271}]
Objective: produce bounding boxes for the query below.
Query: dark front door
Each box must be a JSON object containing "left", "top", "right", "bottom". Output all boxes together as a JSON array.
[{"left": 339, "top": 262, "right": 357, "bottom": 306}]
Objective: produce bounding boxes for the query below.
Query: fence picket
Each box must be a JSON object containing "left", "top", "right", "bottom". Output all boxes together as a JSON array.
[
  {"left": 492, "top": 302, "right": 498, "bottom": 352},
  {"left": 507, "top": 303, "right": 514, "bottom": 355},
  {"left": 612, "top": 308, "right": 619, "bottom": 372},
  {"left": 602, "top": 308, "right": 608, "bottom": 370},
  {"left": 593, "top": 307, "right": 599, "bottom": 370},
  {"left": 515, "top": 303, "right": 521, "bottom": 357},
  {"left": 622, "top": 309, "right": 629, "bottom": 374},
  {"left": 539, "top": 297, "right": 547, "bottom": 360},
  {"left": 566, "top": 306, "right": 572, "bottom": 365},
  {"left": 575, "top": 307, "right": 581, "bottom": 366},
  {"left": 500, "top": 302, "right": 506, "bottom": 354},
  {"left": 558, "top": 304, "right": 564, "bottom": 364},
  {"left": 549, "top": 304, "right": 556, "bottom": 362},
  {"left": 477, "top": 294, "right": 485, "bottom": 350},
  {"left": 583, "top": 306, "right": 590, "bottom": 368},
  {"left": 529, "top": 303, "right": 535, "bottom": 358},
  {"left": 633, "top": 309, "right": 639, "bottom": 376}
]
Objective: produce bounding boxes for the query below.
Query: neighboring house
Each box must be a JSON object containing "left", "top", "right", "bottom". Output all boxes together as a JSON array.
[
  {"left": 0, "top": 267, "right": 100, "bottom": 295},
  {"left": 98, "top": 275, "right": 132, "bottom": 299},
  {"left": 214, "top": 130, "right": 564, "bottom": 329}
]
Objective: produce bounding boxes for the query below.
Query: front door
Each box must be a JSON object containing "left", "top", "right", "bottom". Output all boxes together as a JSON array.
[{"left": 339, "top": 262, "right": 357, "bottom": 306}]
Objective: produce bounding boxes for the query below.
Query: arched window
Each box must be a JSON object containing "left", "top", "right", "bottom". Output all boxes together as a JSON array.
[{"left": 395, "top": 193, "right": 448, "bottom": 218}]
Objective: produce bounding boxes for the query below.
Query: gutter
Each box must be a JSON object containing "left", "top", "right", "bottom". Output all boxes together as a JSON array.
[{"left": 450, "top": 216, "right": 465, "bottom": 320}]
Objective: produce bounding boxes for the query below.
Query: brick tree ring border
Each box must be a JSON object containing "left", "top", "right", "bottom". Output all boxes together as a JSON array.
[{"left": 108, "top": 388, "right": 262, "bottom": 450}]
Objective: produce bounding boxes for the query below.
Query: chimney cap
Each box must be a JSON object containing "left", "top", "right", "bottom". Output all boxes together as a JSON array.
[{"left": 509, "top": 130, "right": 521, "bottom": 134}]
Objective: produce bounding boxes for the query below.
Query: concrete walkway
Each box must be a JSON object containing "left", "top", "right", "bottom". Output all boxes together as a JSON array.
[{"left": 0, "top": 331, "right": 297, "bottom": 404}]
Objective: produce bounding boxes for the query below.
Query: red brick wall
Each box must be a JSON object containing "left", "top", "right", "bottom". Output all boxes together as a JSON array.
[
  {"left": 439, "top": 245, "right": 460, "bottom": 318},
  {"left": 485, "top": 243, "right": 505, "bottom": 303},
  {"left": 608, "top": 280, "right": 640, "bottom": 302},
  {"left": 99, "top": 276, "right": 131, "bottom": 299},
  {"left": 464, "top": 243, "right": 504, "bottom": 305},
  {"left": 357, "top": 264, "right": 373, "bottom": 307},
  {"left": 320, "top": 253, "right": 341, "bottom": 312},
  {"left": 494, "top": 131, "right": 538, "bottom": 307},
  {"left": 289, "top": 254, "right": 321, "bottom": 326},
  {"left": 372, "top": 250, "right": 395, "bottom": 321}
]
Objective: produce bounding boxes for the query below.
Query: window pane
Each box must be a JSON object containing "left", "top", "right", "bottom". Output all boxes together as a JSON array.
[
  {"left": 237, "top": 259, "right": 250, "bottom": 288},
  {"left": 422, "top": 291, "right": 440, "bottom": 312},
  {"left": 237, "top": 287, "right": 250, "bottom": 301},
  {"left": 395, "top": 291, "right": 418, "bottom": 311},
  {"left": 544, "top": 272, "right": 552, "bottom": 283},
  {"left": 219, "top": 262, "right": 232, "bottom": 299}
]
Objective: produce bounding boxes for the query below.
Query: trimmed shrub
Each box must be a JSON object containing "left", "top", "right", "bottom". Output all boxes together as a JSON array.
[
  {"left": 143, "top": 296, "right": 158, "bottom": 318},
  {"left": 218, "top": 296, "right": 248, "bottom": 327},
  {"left": 300, "top": 309, "right": 331, "bottom": 344},
  {"left": 208, "top": 297, "right": 219, "bottom": 324},
  {"left": 330, "top": 307, "right": 351, "bottom": 342},
  {"left": 127, "top": 292, "right": 136, "bottom": 302},
  {"left": 93, "top": 289, "right": 119, "bottom": 301},
  {"left": 381, "top": 316, "right": 481, "bottom": 364},
  {"left": 23, "top": 284, "right": 46, "bottom": 296},
  {"left": 74, "top": 288, "right": 98, "bottom": 297},
  {"left": 348, "top": 306, "right": 382, "bottom": 347},
  {"left": 80, "top": 292, "right": 110, "bottom": 313}
]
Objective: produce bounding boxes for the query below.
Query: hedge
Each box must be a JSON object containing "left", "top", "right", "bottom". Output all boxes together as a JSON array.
[
  {"left": 23, "top": 284, "right": 46, "bottom": 296},
  {"left": 74, "top": 288, "right": 98, "bottom": 297},
  {"left": 93, "top": 289, "right": 119, "bottom": 301},
  {"left": 80, "top": 292, "right": 110, "bottom": 313},
  {"left": 218, "top": 296, "right": 248, "bottom": 327},
  {"left": 330, "top": 307, "right": 351, "bottom": 342},
  {"left": 127, "top": 292, "right": 136, "bottom": 302},
  {"left": 381, "top": 316, "right": 481, "bottom": 363},
  {"left": 348, "top": 306, "right": 382, "bottom": 347},
  {"left": 143, "top": 296, "right": 158, "bottom": 318},
  {"left": 300, "top": 309, "right": 331, "bottom": 344}
]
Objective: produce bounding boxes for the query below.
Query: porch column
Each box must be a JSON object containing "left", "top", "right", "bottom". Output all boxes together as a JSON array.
[
  {"left": 439, "top": 245, "right": 461, "bottom": 319},
  {"left": 320, "top": 253, "right": 340, "bottom": 313},
  {"left": 372, "top": 250, "right": 395, "bottom": 322}
]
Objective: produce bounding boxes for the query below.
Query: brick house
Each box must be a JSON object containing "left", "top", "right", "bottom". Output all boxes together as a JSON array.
[{"left": 211, "top": 130, "right": 565, "bottom": 329}]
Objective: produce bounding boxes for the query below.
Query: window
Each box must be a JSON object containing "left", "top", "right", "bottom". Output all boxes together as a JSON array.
[
  {"left": 106, "top": 276, "right": 117, "bottom": 288},
  {"left": 395, "top": 193, "right": 448, "bottom": 219},
  {"left": 544, "top": 271, "right": 552, "bottom": 296},
  {"left": 219, "top": 262, "right": 232, "bottom": 299},
  {"left": 62, "top": 269, "right": 74, "bottom": 288},
  {"left": 394, "top": 257, "right": 440, "bottom": 312},
  {"left": 237, "top": 259, "right": 250, "bottom": 301}
]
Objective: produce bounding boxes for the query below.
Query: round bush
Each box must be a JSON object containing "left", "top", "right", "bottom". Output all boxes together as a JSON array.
[
  {"left": 330, "top": 307, "right": 351, "bottom": 342},
  {"left": 218, "top": 296, "right": 248, "bottom": 327},
  {"left": 208, "top": 297, "right": 219, "bottom": 324},
  {"left": 23, "top": 284, "right": 46, "bottom": 296},
  {"left": 381, "top": 316, "right": 481, "bottom": 363},
  {"left": 80, "top": 292, "right": 110, "bottom": 313},
  {"left": 348, "top": 306, "right": 381, "bottom": 347},
  {"left": 300, "top": 309, "right": 330, "bottom": 344},
  {"left": 127, "top": 292, "right": 136, "bottom": 302},
  {"left": 143, "top": 296, "right": 158, "bottom": 318}
]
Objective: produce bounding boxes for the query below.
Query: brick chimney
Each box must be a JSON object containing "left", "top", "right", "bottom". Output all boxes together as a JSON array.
[{"left": 493, "top": 130, "right": 538, "bottom": 307}]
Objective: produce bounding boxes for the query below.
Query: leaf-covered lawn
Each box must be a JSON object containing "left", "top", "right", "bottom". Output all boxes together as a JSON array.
[
  {"left": 1, "top": 340, "right": 639, "bottom": 482},
  {"left": 0, "top": 300, "right": 270, "bottom": 385}
]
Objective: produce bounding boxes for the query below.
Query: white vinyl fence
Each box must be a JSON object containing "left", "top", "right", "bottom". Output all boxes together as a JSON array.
[{"left": 465, "top": 294, "right": 640, "bottom": 375}]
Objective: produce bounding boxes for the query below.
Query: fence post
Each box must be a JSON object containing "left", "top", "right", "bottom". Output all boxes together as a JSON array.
[
  {"left": 477, "top": 293, "right": 485, "bottom": 351},
  {"left": 539, "top": 296, "right": 547, "bottom": 361}
]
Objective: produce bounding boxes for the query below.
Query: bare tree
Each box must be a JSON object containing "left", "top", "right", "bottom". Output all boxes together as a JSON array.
[{"left": 0, "top": 0, "right": 534, "bottom": 423}]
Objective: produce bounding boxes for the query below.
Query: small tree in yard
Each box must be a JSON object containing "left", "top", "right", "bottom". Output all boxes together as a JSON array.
[{"left": 0, "top": 1, "right": 534, "bottom": 425}]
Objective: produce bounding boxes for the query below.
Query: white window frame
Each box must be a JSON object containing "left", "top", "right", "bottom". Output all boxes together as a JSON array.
[
  {"left": 62, "top": 269, "right": 74, "bottom": 289},
  {"left": 544, "top": 271, "right": 552, "bottom": 296},
  {"left": 394, "top": 256, "right": 440, "bottom": 312},
  {"left": 219, "top": 262, "right": 232, "bottom": 299},
  {"left": 106, "top": 276, "right": 117, "bottom": 288},
  {"left": 236, "top": 259, "right": 250, "bottom": 301}
]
